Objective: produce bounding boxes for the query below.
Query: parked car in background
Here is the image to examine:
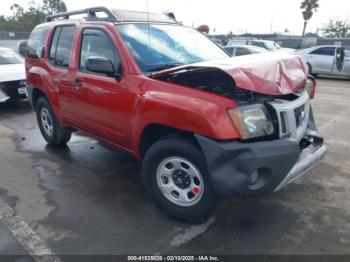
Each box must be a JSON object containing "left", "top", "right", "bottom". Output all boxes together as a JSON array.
[
  {"left": 224, "top": 45, "right": 268, "bottom": 56},
  {"left": 26, "top": 7, "right": 326, "bottom": 222},
  {"left": 18, "top": 40, "right": 28, "bottom": 57},
  {"left": 227, "top": 39, "right": 295, "bottom": 52},
  {"left": 208, "top": 36, "right": 224, "bottom": 46},
  {"left": 297, "top": 45, "right": 350, "bottom": 77},
  {"left": 0, "top": 48, "right": 27, "bottom": 103},
  {"left": 248, "top": 40, "right": 282, "bottom": 51}
]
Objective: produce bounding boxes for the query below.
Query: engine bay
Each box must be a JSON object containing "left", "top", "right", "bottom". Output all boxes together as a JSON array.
[{"left": 152, "top": 67, "right": 301, "bottom": 106}]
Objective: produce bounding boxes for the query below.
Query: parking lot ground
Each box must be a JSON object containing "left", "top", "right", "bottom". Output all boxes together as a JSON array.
[{"left": 0, "top": 77, "right": 349, "bottom": 259}]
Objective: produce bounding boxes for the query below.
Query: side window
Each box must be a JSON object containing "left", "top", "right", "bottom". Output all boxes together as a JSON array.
[
  {"left": 344, "top": 48, "right": 350, "bottom": 58},
  {"left": 27, "top": 26, "right": 48, "bottom": 59},
  {"left": 235, "top": 47, "right": 251, "bottom": 56},
  {"left": 310, "top": 47, "right": 335, "bottom": 56},
  {"left": 79, "top": 29, "right": 120, "bottom": 73},
  {"left": 49, "top": 27, "right": 61, "bottom": 64},
  {"left": 49, "top": 25, "right": 76, "bottom": 68}
]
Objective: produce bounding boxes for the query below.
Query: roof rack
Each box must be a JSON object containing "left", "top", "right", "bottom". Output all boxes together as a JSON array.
[
  {"left": 45, "top": 6, "right": 120, "bottom": 22},
  {"left": 46, "top": 6, "right": 178, "bottom": 24}
]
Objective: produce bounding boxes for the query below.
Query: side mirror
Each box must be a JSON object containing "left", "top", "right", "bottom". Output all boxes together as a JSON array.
[{"left": 86, "top": 56, "right": 115, "bottom": 76}]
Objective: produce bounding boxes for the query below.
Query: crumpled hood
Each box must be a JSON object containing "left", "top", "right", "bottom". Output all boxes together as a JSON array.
[
  {"left": 0, "top": 63, "right": 26, "bottom": 83},
  {"left": 153, "top": 52, "right": 308, "bottom": 95}
]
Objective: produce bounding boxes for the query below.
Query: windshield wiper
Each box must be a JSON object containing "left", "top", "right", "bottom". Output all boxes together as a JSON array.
[{"left": 147, "top": 63, "right": 184, "bottom": 72}]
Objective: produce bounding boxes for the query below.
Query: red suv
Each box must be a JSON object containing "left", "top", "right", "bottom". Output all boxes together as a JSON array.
[{"left": 25, "top": 7, "right": 327, "bottom": 222}]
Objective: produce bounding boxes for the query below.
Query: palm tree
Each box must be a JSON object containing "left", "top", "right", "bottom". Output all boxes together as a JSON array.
[{"left": 300, "top": 0, "right": 319, "bottom": 37}]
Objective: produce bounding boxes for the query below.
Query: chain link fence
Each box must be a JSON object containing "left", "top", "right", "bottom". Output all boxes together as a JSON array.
[{"left": 0, "top": 31, "right": 30, "bottom": 40}]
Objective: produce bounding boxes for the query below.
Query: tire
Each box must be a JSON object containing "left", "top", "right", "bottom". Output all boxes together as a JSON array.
[
  {"left": 142, "top": 137, "right": 216, "bottom": 223},
  {"left": 35, "top": 96, "right": 71, "bottom": 146}
]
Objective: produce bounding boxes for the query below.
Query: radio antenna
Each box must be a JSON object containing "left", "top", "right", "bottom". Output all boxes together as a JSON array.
[{"left": 147, "top": 0, "right": 151, "bottom": 65}]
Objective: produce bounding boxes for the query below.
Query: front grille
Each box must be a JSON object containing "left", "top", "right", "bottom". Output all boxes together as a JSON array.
[
  {"left": 294, "top": 104, "right": 306, "bottom": 127},
  {"left": 280, "top": 111, "right": 288, "bottom": 133},
  {"left": 268, "top": 90, "right": 310, "bottom": 141},
  {"left": 0, "top": 80, "right": 27, "bottom": 99}
]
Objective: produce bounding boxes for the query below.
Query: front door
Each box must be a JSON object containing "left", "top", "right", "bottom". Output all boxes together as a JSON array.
[
  {"left": 63, "top": 28, "right": 132, "bottom": 148},
  {"left": 307, "top": 46, "right": 335, "bottom": 74}
]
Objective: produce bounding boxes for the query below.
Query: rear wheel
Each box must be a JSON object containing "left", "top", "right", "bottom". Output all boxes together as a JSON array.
[
  {"left": 35, "top": 96, "right": 71, "bottom": 146},
  {"left": 142, "top": 137, "right": 216, "bottom": 222}
]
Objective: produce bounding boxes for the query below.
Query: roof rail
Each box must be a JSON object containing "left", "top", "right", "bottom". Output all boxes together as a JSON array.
[{"left": 45, "top": 6, "right": 120, "bottom": 22}]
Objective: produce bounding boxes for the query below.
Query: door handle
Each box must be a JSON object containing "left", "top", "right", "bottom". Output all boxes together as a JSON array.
[{"left": 70, "top": 80, "right": 82, "bottom": 88}]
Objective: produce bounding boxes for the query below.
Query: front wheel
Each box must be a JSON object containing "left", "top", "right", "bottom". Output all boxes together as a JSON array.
[
  {"left": 35, "top": 96, "right": 71, "bottom": 146},
  {"left": 142, "top": 137, "right": 216, "bottom": 222}
]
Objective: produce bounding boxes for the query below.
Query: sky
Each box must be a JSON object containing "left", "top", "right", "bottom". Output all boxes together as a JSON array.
[{"left": 0, "top": 0, "right": 349, "bottom": 35}]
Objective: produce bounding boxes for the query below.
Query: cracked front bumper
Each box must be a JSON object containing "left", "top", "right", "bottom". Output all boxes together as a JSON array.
[
  {"left": 195, "top": 91, "right": 327, "bottom": 196},
  {"left": 195, "top": 133, "right": 327, "bottom": 196}
]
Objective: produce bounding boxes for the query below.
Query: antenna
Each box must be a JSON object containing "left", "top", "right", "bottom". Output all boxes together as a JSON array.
[{"left": 147, "top": 0, "right": 151, "bottom": 66}]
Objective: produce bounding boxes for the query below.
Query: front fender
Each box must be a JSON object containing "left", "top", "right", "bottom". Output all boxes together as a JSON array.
[{"left": 131, "top": 91, "right": 240, "bottom": 155}]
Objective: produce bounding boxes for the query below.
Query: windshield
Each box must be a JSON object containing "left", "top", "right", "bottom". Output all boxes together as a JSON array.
[
  {"left": 0, "top": 49, "right": 23, "bottom": 65},
  {"left": 117, "top": 24, "right": 228, "bottom": 73},
  {"left": 262, "top": 41, "right": 281, "bottom": 51}
]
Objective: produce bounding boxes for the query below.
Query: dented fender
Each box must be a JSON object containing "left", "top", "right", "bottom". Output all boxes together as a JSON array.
[{"left": 131, "top": 90, "right": 241, "bottom": 156}]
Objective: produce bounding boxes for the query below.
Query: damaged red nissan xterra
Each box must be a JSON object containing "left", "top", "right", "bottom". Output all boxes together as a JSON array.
[{"left": 25, "top": 7, "right": 327, "bottom": 222}]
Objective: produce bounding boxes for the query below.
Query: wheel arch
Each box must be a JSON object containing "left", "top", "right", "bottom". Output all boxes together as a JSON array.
[
  {"left": 139, "top": 123, "right": 199, "bottom": 159},
  {"left": 131, "top": 91, "right": 240, "bottom": 158}
]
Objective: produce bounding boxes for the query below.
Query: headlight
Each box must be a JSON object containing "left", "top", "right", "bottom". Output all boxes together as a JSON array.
[
  {"left": 305, "top": 77, "right": 316, "bottom": 99},
  {"left": 227, "top": 104, "right": 275, "bottom": 139}
]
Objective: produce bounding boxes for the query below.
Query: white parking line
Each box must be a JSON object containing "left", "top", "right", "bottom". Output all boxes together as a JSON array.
[
  {"left": 170, "top": 217, "right": 216, "bottom": 247},
  {"left": 0, "top": 198, "right": 62, "bottom": 262}
]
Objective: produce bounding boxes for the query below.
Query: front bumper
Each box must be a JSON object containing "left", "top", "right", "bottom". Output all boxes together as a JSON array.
[
  {"left": 0, "top": 80, "right": 28, "bottom": 102},
  {"left": 0, "top": 88, "right": 10, "bottom": 103},
  {"left": 195, "top": 132, "right": 327, "bottom": 196},
  {"left": 195, "top": 90, "right": 327, "bottom": 196}
]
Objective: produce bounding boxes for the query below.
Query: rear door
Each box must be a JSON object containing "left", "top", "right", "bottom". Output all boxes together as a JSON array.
[
  {"left": 46, "top": 25, "right": 76, "bottom": 116},
  {"left": 307, "top": 47, "right": 335, "bottom": 74}
]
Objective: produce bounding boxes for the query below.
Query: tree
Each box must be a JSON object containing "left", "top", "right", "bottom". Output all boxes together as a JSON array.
[
  {"left": 10, "top": 4, "right": 24, "bottom": 19},
  {"left": 0, "top": 0, "right": 66, "bottom": 32},
  {"left": 321, "top": 19, "right": 350, "bottom": 38},
  {"left": 300, "top": 0, "right": 319, "bottom": 37},
  {"left": 42, "top": 0, "right": 67, "bottom": 16}
]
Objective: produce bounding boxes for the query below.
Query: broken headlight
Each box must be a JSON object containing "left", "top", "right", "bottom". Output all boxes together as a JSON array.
[{"left": 227, "top": 104, "right": 275, "bottom": 139}]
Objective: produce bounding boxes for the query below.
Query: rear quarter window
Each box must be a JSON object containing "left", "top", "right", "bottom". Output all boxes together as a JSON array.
[
  {"left": 48, "top": 25, "right": 76, "bottom": 68},
  {"left": 27, "top": 26, "right": 48, "bottom": 59}
]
